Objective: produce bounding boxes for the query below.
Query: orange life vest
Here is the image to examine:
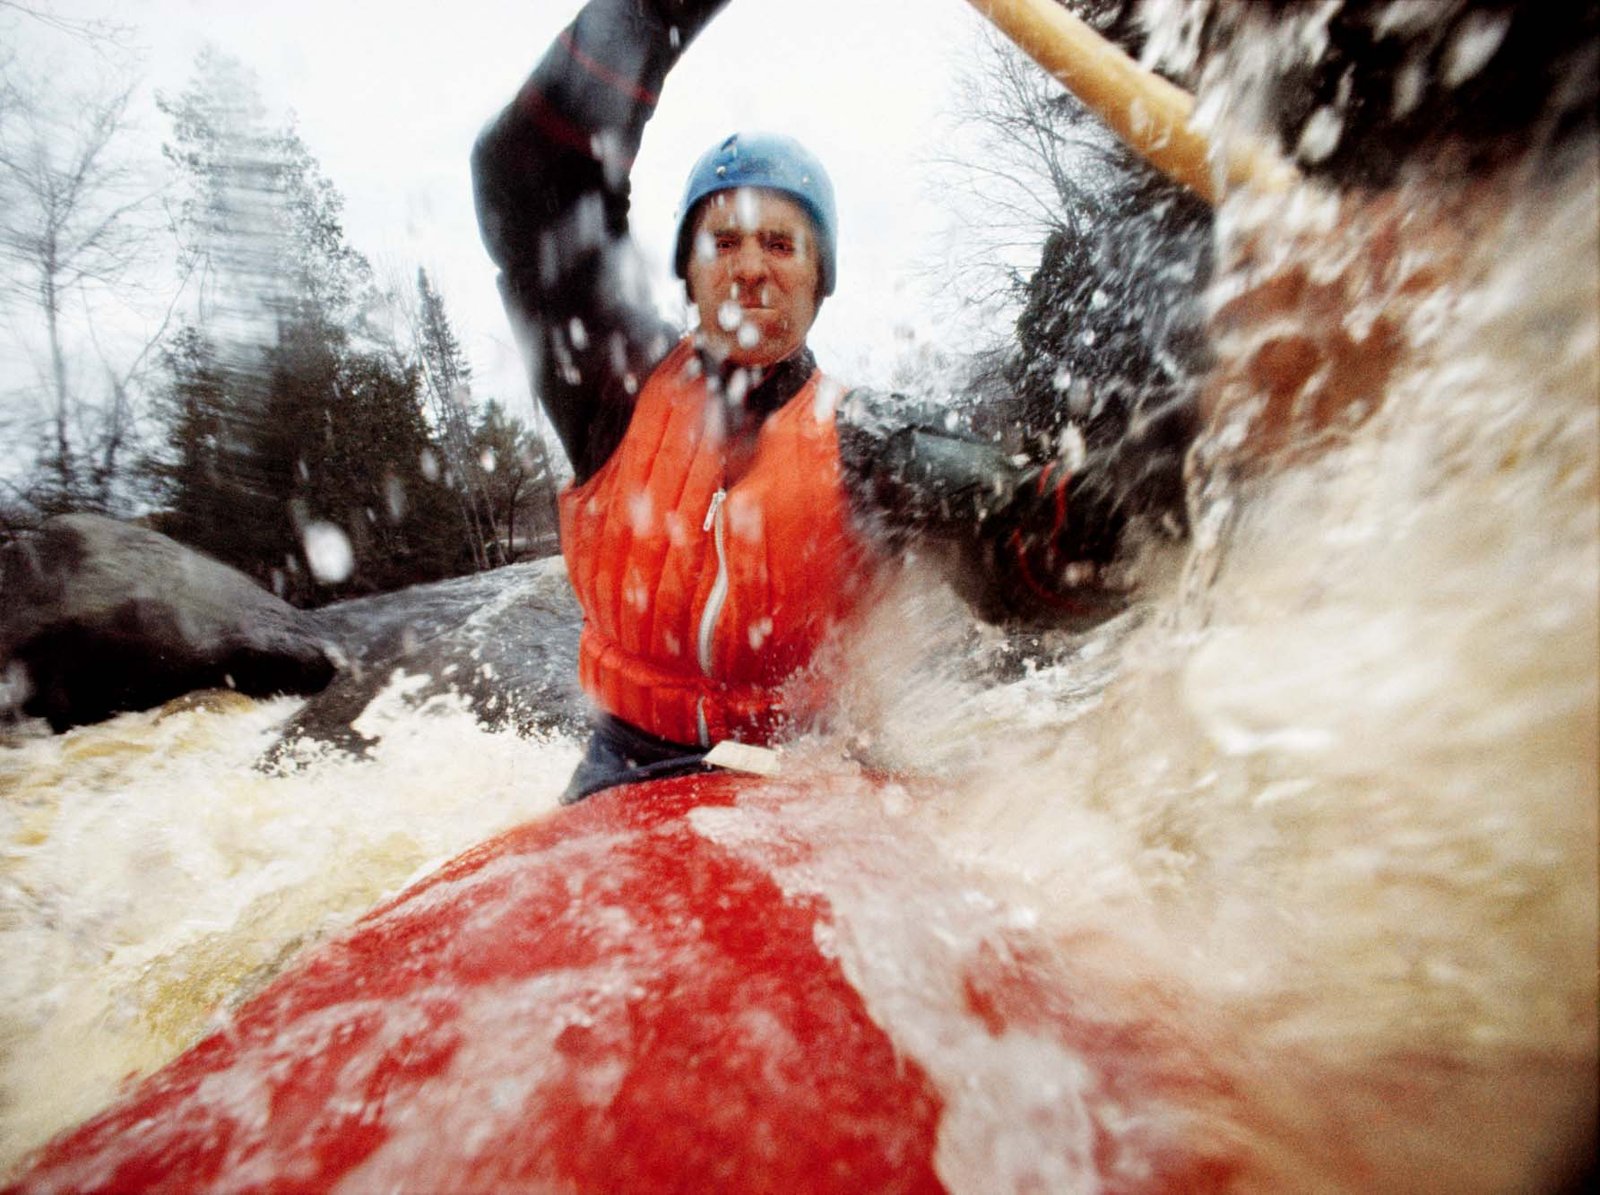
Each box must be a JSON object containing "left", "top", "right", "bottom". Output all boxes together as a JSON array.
[{"left": 559, "top": 338, "right": 873, "bottom": 747}]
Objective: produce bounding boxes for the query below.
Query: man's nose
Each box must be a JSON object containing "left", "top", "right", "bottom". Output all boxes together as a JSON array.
[{"left": 731, "top": 238, "right": 768, "bottom": 280}]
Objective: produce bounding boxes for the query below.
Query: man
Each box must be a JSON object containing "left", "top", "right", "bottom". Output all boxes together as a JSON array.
[{"left": 473, "top": 0, "right": 1187, "bottom": 801}]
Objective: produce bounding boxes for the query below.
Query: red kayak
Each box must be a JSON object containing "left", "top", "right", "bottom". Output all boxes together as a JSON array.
[{"left": 6, "top": 771, "right": 1244, "bottom": 1193}]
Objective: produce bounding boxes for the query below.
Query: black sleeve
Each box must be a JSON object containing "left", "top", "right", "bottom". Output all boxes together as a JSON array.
[
  {"left": 836, "top": 388, "right": 1194, "bottom": 626},
  {"left": 471, "top": 0, "right": 730, "bottom": 484}
]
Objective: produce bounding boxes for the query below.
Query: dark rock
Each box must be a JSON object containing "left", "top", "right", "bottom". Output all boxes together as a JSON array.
[
  {"left": 277, "top": 558, "right": 588, "bottom": 758},
  {"left": 0, "top": 515, "right": 339, "bottom": 732}
]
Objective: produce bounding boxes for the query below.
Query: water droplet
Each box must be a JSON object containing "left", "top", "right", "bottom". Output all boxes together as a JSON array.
[
  {"left": 1444, "top": 12, "right": 1508, "bottom": 86},
  {"left": 1128, "top": 96, "right": 1151, "bottom": 140},
  {"left": 1062, "top": 561, "right": 1096, "bottom": 587},
  {"left": 303, "top": 522, "right": 354, "bottom": 583},
  {"left": 813, "top": 378, "right": 844, "bottom": 421},
  {"left": 628, "top": 490, "right": 654, "bottom": 533},
  {"left": 1392, "top": 57, "right": 1428, "bottom": 118},
  {"left": 1374, "top": 0, "right": 1436, "bottom": 38},
  {"left": 735, "top": 188, "right": 759, "bottom": 230},
  {"left": 1296, "top": 106, "right": 1344, "bottom": 164},
  {"left": 1058, "top": 423, "right": 1087, "bottom": 473}
]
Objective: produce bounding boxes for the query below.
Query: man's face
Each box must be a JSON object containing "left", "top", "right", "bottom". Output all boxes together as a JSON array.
[{"left": 685, "top": 188, "right": 821, "bottom": 369}]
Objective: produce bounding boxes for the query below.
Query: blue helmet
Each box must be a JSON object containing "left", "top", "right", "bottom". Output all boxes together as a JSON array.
[{"left": 672, "top": 132, "right": 838, "bottom": 297}]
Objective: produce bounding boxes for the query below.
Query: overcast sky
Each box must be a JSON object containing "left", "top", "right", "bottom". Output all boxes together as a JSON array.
[{"left": 9, "top": 0, "right": 1009, "bottom": 435}]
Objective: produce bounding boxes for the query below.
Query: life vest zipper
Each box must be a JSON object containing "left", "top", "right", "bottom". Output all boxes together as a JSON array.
[{"left": 695, "top": 487, "right": 729, "bottom": 746}]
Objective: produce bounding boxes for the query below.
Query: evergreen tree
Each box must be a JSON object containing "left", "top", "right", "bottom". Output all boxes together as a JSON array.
[
  {"left": 471, "top": 399, "right": 560, "bottom": 561},
  {"left": 276, "top": 341, "right": 466, "bottom": 600},
  {"left": 159, "top": 50, "right": 374, "bottom": 337},
  {"left": 144, "top": 325, "right": 256, "bottom": 556},
  {"left": 413, "top": 267, "right": 498, "bottom": 569},
  {"left": 145, "top": 50, "right": 471, "bottom": 603}
]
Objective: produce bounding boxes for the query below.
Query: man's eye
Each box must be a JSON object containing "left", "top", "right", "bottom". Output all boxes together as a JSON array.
[
  {"left": 766, "top": 237, "right": 794, "bottom": 255},
  {"left": 716, "top": 234, "right": 739, "bottom": 251}
]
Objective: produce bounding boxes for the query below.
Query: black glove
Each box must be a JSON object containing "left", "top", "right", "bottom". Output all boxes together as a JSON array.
[
  {"left": 982, "top": 387, "right": 1196, "bottom": 625},
  {"left": 978, "top": 460, "right": 1130, "bottom": 626}
]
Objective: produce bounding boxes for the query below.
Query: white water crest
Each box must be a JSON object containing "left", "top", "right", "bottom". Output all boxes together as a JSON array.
[
  {"left": 0, "top": 685, "right": 578, "bottom": 1169},
  {"left": 805, "top": 53, "right": 1597, "bottom": 1189}
]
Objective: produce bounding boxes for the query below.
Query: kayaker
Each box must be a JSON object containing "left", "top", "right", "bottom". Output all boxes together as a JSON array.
[{"left": 472, "top": 0, "right": 1191, "bottom": 801}]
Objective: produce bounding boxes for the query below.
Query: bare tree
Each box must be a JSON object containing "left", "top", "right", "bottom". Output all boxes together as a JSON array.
[
  {"left": 928, "top": 5, "right": 1213, "bottom": 509},
  {"left": 405, "top": 267, "right": 502, "bottom": 570},
  {"left": 0, "top": 1, "right": 133, "bottom": 51},
  {"left": 932, "top": 25, "right": 1132, "bottom": 321},
  {"left": 472, "top": 398, "right": 561, "bottom": 562},
  {"left": 0, "top": 68, "right": 176, "bottom": 512}
]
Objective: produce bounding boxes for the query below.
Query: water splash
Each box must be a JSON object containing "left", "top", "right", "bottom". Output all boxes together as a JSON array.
[{"left": 0, "top": 683, "right": 579, "bottom": 1172}]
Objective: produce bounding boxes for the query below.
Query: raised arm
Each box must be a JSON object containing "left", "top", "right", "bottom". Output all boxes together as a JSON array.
[{"left": 472, "top": 0, "right": 730, "bottom": 483}]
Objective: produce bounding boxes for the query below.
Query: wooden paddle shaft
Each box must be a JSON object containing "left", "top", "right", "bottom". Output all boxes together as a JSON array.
[{"left": 961, "top": 0, "right": 1296, "bottom": 203}]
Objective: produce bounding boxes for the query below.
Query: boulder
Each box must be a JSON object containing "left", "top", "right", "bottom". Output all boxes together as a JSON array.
[
  {"left": 0, "top": 515, "right": 338, "bottom": 732},
  {"left": 283, "top": 557, "right": 588, "bottom": 754}
]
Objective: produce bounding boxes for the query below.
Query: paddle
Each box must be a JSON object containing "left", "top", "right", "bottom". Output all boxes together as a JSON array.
[{"left": 959, "top": 0, "right": 1298, "bottom": 203}]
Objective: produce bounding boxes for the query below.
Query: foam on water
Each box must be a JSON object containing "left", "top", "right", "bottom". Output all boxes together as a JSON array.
[
  {"left": 811, "top": 113, "right": 1598, "bottom": 1188},
  {"left": 0, "top": 681, "right": 579, "bottom": 1172}
]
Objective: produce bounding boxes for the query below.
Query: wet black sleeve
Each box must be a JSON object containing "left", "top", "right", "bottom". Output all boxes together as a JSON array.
[
  {"left": 471, "top": 0, "right": 730, "bottom": 484},
  {"left": 836, "top": 388, "right": 1194, "bottom": 626}
]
